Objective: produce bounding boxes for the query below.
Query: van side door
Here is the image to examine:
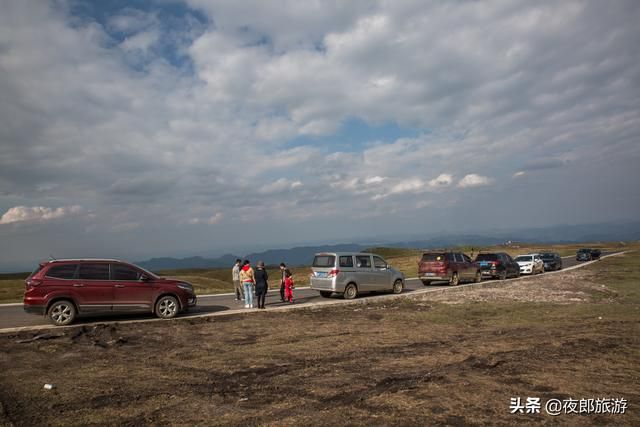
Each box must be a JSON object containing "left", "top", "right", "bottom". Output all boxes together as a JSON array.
[
  {"left": 355, "top": 255, "right": 375, "bottom": 291},
  {"left": 110, "top": 263, "right": 156, "bottom": 312},
  {"left": 76, "top": 263, "right": 114, "bottom": 314},
  {"left": 373, "top": 255, "right": 393, "bottom": 290}
]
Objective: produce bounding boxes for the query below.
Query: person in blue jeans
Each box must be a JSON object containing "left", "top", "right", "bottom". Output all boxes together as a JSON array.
[{"left": 239, "top": 260, "right": 255, "bottom": 308}]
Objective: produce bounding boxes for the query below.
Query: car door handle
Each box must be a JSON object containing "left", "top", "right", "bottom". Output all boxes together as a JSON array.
[
  {"left": 72, "top": 283, "right": 84, "bottom": 287},
  {"left": 114, "top": 284, "right": 125, "bottom": 288}
]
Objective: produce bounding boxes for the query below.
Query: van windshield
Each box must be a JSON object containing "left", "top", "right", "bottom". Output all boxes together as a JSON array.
[{"left": 313, "top": 255, "right": 336, "bottom": 268}]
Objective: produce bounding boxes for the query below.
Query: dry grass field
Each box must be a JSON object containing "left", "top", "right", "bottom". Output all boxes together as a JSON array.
[{"left": 0, "top": 252, "right": 638, "bottom": 425}]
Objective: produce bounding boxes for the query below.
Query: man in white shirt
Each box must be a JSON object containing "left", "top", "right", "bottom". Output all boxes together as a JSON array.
[{"left": 232, "top": 259, "right": 243, "bottom": 301}]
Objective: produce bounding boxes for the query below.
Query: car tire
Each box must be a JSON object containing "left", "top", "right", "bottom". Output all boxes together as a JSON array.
[
  {"left": 392, "top": 279, "right": 403, "bottom": 294},
  {"left": 515, "top": 269, "right": 521, "bottom": 278},
  {"left": 319, "top": 291, "right": 332, "bottom": 298},
  {"left": 48, "top": 300, "right": 76, "bottom": 326},
  {"left": 343, "top": 283, "right": 358, "bottom": 300},
  {"left": 499, "top": 270, "right": 507, "bottom": 280},
  {"left": 155, "top": 295, "right": 179, "bottom": 319},
  {"left": 449, "top": 273, "right": 459, "bottom": 286},
  {"left": 474, "top": 270, "right": 482, "bottom": 283},
  {"left": 421, "top": 280, "right": 431, "bottom": 286}
]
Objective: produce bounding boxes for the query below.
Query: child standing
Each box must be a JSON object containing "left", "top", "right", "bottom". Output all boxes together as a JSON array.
[{"left": 284, "top": 271, "right": 295, "bottom": 303}]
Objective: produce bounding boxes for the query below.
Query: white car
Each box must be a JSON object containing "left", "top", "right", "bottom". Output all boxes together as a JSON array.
[{"left": 515, "top": 254, "right": 544, "bottom": 275}]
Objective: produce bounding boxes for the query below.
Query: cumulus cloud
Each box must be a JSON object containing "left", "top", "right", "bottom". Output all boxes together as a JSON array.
[
  {"left": 457, "top": 174, "right": 493, "bottom": 188},
  {"left": 0, "top": 206, "right": 83, "bottom": 225},
  {"left": 428, "top": 174, "right": 454, "bottom": 187}
]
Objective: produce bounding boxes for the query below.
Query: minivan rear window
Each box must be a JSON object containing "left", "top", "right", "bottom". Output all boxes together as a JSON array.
[
  {"left": 28, "top": 264, "right": 44, "bottom": 279},
  {"left": 421, "top": 253, "right": 445, "bottom": 262},
  {"left": 45, "top": 264, "right": 78, "bottom": 279},
  {"left": 475, "top": 254, "right": 498, "bottom": 261},
  {"left": 313, "top": 255, "right": 336, "bottom": 268}
]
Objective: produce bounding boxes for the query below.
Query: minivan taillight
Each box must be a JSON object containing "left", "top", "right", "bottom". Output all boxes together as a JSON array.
[
  {"left": 26, "top": 279, "right": 42, "bottom": 289},
  {"left": 327, "top": 269, "right": 340, "bottom": 278}
]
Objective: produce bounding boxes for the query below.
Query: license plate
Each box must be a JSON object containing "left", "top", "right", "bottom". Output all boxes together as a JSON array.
[
  {"left": 479, "top": 261, "right": 488, "bottom": 266},
  {"left": 424, "top": 273, "right": 435, "bottom": 276},
  {"left": 315, "top": 272, "right": 327, "bottom": 278}
]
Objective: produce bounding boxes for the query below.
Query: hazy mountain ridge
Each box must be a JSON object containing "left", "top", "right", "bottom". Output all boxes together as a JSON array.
[{"left": 136, "top": 221, "right": 640, "bottom": 272}]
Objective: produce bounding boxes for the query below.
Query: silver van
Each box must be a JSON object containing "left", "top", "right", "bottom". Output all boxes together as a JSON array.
[{"left": 310, "top": 252, "right": 405, "bottom": 299}]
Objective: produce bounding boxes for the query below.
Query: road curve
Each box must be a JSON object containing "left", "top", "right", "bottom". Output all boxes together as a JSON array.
[{"left": 0, "top": 253, "right": 617, "bottom": 332}]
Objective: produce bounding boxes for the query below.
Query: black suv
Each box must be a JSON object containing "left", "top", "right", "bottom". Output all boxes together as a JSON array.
[
  {"left": 576, "top": 249, "right": 592, "bottom": 262},
  {"left": 474, "top": 252, "right": 520, "bottom": 280},
  {"left": 540, "top": 252, "right": 562, "bottom": 271},
  {"left": 590, "top": 249, "right": 602, "bottom": 260}
]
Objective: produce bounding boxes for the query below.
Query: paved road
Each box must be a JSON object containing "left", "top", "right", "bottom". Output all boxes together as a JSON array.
[{"left": 0, "top": 254, "right": 603, "bottom": 330}]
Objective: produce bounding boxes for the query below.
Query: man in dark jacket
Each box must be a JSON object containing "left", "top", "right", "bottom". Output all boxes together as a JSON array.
[
  {"left": 279, "top": 262, "right": 291, "bottom": 302},
  {"left": 254, "top": 261, "right": 269, "bottom": 309}
]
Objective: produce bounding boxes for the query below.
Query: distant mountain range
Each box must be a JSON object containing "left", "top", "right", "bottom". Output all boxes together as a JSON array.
[{"left": 136, "top": 220, "right": 640, "bottom": 272}]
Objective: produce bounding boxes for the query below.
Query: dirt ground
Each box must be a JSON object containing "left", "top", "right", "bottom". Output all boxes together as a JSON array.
[{"left": 0, "top": 255, "right": 638, "bottom": 426}]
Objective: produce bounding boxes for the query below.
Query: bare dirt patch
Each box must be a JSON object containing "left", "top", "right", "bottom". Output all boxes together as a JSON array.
[{"left": 0, "top": 255, "right": 638, "bottom": 426}]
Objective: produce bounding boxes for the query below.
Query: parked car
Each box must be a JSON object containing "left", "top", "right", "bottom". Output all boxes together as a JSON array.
[
  {"left": 418, "top": 251, "right": 481, "bottom": 286},
  {"left": 309, "top": 252, "right": 404, "bottom": 299},
  {"left": 474, "top": 252, "right": 521, "bottom": 280},
  {"left": 590, "top": 248, "right": 602, "bottom": 260},
  {"left": 540, "top": 252, "right": 563, "bottom": 271},
  {"left": 576, "top": 248, "right": 593, "bottom": 261},
  {"left": 515, "top": 254, "right": 545, "bottom": 275},
  {"left": 23, "top": 259, "right": 197, "bottom": 326}
]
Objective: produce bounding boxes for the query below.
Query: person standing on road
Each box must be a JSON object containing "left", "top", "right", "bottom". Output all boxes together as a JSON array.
[
  {"left": 232, "top": 259, "right": 243, "bottom": 302},
  {"left": 279, "top": 263, "right": 291, "bottom": 302},
  {"left": 284, "top": 270, "right": 294, "bottom": 303},
  {"left": 239, "top": 260, "right": 255, "bottom": 309},
  {"left": 254, "top": 261, "right": 269, "bottom": 309}
]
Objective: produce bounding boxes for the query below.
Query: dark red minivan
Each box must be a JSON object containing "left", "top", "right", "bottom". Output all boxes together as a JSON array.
[
  {"left": 24, "top": 259, "right": 197, "bottom": 326},
  {"left": 418, "top": 251, "right": 481, "bottom": 286}
]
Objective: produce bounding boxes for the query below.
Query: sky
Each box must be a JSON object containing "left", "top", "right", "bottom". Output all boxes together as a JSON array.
[{"left": 1, "top": 0, "right": 639, "bottom": 271}]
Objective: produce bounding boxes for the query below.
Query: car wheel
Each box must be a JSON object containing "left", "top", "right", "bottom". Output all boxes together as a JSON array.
[
  {"left": 319, "top": 291, "right": 332, "bottom": 298},
  {"left": 421, "top": 280, "right": 431, "bottom": 286},
  {"left": 343, "top": 283, "right": 358, "bottom": 300},
  {"left": 515, "top": 269, "right": 521, "bottom": 278},
  {"left": 48, "top": 300, "right": 76, "bottom": 326},
  {"left": 392, "top": 279, "right": 403, "bottom": 294},
  {"left": 155, "top": 295, "right": 179, "bottom": 319},
  {"left": 474, "top": 270, "right": 482, "bottom": 283},
  {"left": 499, "top": 270, "right": 507, "bottom": 280},
  {"left": 449, "top": 273, "right": 459, "bottom": 286}
]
